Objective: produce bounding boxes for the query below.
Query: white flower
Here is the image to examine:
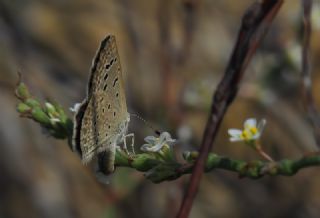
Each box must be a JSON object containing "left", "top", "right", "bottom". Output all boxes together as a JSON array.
[
  {"left": 141, "top": 132, "right": 176, "bottom": 152},
  {"left": 70, "top": 103, "right": 81, "bottom": 113},
  {"left": 228, "top": 118, "right": 266, "bottom": 142}
]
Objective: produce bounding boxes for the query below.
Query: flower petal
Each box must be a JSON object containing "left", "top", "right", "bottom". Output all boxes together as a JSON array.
[
  {"left": 140, "top": 144, "right": 151, "bottom": 152},
  {"left": 244, "top": 118, "right": 257, "bottom": 129},
  {"left": 160, "top": 132, "right": 171, "bottom": 140},
  {"left": 257, "top": 119, "right": 267, "bottom": 133},
  {"left": 142, "top": 132, "right": 177, "bottom": 152},
  {"left": 166, "top": 138, "right": 176, "bottom": 143},
  {"left": 144, "top": 136, "right": 157, "bottom": 144},
  {"left": 228, "top": 129, "right": 242, "bottom": 137},
  {"left": 230, "top": 137, "right": 243, "bottom": 142},
  {"left": 158, "top": 132, "right": 177, "bottom": 146},
  {"left": 164, "top": 139, "right": 176, "bottom": 146},
  {"left": 140, "top": 142, "right": 164, "bottom": 152}
]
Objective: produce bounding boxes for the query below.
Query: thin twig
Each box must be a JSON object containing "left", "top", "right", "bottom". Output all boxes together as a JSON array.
[
  {"left": 177, "top": 1, "right": 284, "bottom": 217},
  {"left": 301, "top": 0, "right": 320, "bottom": 147}
]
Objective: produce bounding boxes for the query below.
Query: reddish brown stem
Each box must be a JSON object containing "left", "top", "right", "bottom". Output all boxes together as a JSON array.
[{"left": 177, "top": 1, "right": 283, "bottom": 217}]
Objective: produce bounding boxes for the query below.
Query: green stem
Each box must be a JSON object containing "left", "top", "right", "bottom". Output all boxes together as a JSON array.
[
  {"left": 15, "top": 80, "right": 320, "bottom": 183},
  {"left": 120, "top": 151, "right": 320, "bottom": 183}
]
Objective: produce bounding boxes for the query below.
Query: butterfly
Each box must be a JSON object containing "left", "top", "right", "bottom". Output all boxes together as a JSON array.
[{"left": 72, "top": 35, "right": 132, "bottom": 174}]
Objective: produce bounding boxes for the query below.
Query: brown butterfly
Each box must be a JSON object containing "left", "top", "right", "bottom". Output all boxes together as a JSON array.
[{"left": 72, "top": 35, "right": 133, "bottom": 174}]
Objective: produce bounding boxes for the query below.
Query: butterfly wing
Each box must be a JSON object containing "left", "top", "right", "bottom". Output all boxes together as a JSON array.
[{"left": 72, "top": 35, "right": 129, "bottom": 170}]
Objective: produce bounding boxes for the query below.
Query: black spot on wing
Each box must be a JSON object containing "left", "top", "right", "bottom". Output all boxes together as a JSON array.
[
  {"left": 105, "top": 59, "right": 114, "bottom": 70},
  {"left": 113, "top": 78, "right": 118, "bottom": 87},
  {"left": 104, "top": 73, "right": 109, "bottom": 81}
]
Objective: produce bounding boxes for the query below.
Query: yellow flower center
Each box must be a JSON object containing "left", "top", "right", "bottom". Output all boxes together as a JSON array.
[
  {"left": 240, "top": 127, "right": 258, "bottom": 141},
  {"left": 249, "top": 127, "right": 258, "bottom": 135},
  {"left": 240, "top": 130, "right": 250, "bottom": 140}
]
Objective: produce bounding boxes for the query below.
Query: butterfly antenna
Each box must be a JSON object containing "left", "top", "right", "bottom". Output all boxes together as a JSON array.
[{"left": 130, "top": 113, "right": 161, "bottom": 136}]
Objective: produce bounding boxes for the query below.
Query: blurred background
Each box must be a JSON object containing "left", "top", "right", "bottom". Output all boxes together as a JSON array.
[{"left": 1, "top": 0, "right": 320, "bottom": 217}]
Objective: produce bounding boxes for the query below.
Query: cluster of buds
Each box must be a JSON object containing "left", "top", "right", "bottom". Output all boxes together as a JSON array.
[{"left": 15, "top": 78, "right": 72, "bottom": 139}]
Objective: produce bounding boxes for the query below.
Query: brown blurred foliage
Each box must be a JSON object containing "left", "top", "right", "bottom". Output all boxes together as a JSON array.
[{"left": 1, "top": 0, "right": 320, "bottom": 217}]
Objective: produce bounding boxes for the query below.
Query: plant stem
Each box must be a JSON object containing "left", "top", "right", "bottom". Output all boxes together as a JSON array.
[{"left": 255, "top": 142, "right": 274, "bottom": 162}]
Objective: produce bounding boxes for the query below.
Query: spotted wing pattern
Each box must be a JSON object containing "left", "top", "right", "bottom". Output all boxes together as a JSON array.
[{"left": 72, "top": 35, "right": 129, "bottom": 173}]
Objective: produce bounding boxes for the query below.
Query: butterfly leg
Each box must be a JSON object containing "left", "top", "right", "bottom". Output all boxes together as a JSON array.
[
  {"left": 123, "top": 133, "right": 134, "bottom": 154},
  {"left": 122, "top": 139, "right": 129, "bottom": 154}
]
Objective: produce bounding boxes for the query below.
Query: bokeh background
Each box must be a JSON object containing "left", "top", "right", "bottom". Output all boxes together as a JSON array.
[{"left": 1, "top": 0, "right": 320, "bottom": 217}]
